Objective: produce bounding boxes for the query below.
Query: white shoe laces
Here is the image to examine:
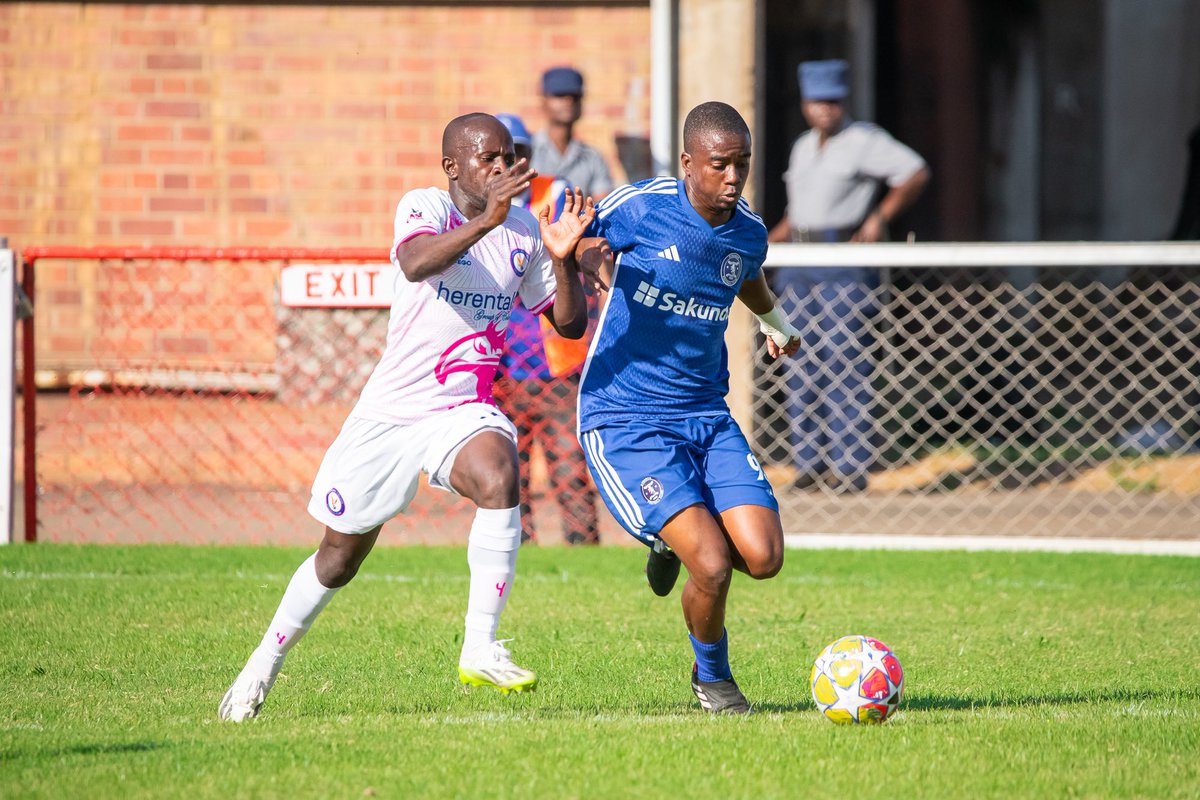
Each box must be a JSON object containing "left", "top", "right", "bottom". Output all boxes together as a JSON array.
[{"left": 488, "top": 638, "right": 515, "bottom": 664}]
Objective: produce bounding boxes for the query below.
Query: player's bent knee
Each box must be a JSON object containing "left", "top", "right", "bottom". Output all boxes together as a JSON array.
[
  {"left": 451, "top": 433, "right": 520, "bottom": 508},
  {"left": 687, "top": 555, "right": 733, "bottom": 594},
  {"left": 464, "top": 470, "right": 519, "bottom": 508},
  {"left": 316, "top": 526, "right": 378, "bottom": 588},
  {"left": 746, "top": 550, "right": 784, "bottom": 581},
  {"left": 315, "top": 551, "right": 362, "bottom": 588},
  {"left": 735, "top": 531, "right": 784, "bottom": 580}
]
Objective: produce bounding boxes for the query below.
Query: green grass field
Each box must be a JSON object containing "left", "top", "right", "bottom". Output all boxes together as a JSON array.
[{"left": 2, "top": 544, "right": 1198, "bottom": 799}]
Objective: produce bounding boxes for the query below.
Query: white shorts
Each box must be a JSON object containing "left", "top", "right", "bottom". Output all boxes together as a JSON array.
[{"left": 307, "top": 402, "right": 518, "bottom": 534}]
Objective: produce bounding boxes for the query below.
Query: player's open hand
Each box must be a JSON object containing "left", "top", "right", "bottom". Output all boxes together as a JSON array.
[
  {"left": 539, "top": 187, "right": 596, "bottom": 262},
  {"left": 576, "top": 238, "right": 612, "bottom": 293},
  {"left": 482, "top": 159, "right": 537, "bottom": 228},
  {"left": 764, "top": 332, "right": 802, "bottom": 359}
]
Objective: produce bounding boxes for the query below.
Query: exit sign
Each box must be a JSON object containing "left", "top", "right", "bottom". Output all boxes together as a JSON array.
[{"left": 280, "top": 263, "right": 397, "bottom": 308}]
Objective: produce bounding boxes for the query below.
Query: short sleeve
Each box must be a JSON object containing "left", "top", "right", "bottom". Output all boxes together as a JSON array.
[
  {"left": 391, "top": 189, "right": 446, "bottom": 265},
  {"left": 738, "top": 212, "right": 769, "bottom": 284},
  {"left": 584, "top": 186, "right": 641, "bottom": 252},
  {"left": 749, "top": 237, "right": 768, "bottom": 282},
  {"left": 859, "top": 129, "right": 927, "bottom": 187},
  {"left": 517, "top": 230, "right": 557, "bottom": 316}
]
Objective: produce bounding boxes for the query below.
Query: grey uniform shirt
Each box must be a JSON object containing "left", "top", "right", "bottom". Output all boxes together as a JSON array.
[
  {"left": 784, "top": 119, "right": 926, "bottom": 232},
  {"left": 531, "top": 131, "right": 615, "bottom": 198}
]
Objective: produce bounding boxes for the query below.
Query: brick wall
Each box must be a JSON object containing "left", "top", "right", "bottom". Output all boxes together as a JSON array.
[{"left": 1, "top": 2, "right": 651, "bottom": 378}]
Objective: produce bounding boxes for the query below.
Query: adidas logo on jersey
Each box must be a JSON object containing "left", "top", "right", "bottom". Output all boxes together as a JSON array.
[
  {"left": 632, "top": 281, "right": 731, "bottom": 322},
  {"left": 656, "top": 244, "right": 681, "bottom": 261}
]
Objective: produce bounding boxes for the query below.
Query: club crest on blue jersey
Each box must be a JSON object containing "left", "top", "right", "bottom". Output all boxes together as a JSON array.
[
  {"left": 509, "top": 248, "right": 529, "bottom": 276},
  {"left": 326, "top": 488, "right": 346, "bottom": 516},
  {"left": 640, "top": 476, "right": 665, "bottom": 504},
  {"left": 720, "top": 252, "right": 743, "bottom": 286}
]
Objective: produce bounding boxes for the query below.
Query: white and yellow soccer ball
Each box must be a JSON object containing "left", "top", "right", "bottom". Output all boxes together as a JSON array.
[{"left": 810, "top": 634, "right": 904, "bottom": 724}]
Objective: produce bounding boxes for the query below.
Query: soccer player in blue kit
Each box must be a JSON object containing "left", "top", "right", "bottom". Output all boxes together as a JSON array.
[{"left": 574, "top": 102, "right": 803, "bottom": 713}]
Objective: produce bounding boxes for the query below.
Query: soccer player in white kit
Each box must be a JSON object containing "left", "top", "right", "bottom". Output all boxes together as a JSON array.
[{"left": 219, "top": 113, "right": 594, "bottom": 721}]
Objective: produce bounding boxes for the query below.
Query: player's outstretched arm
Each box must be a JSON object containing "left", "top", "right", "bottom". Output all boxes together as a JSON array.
[
  {"left": 395, "top": 159, "right": 536, "bottom": 282},
  {"left": 538, "top": 187, "right": 592, "bottom": 339},
  {"left": 738, "top": 273, "right": 802, "bottom": 358}
]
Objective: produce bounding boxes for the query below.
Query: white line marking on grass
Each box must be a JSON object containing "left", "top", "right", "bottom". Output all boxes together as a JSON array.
[{"left": 784, "top": 534, "right": 1200, "bottom": 557}]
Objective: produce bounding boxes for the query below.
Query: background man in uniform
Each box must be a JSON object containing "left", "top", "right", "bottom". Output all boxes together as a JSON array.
[
  {"left": 532, "top": 66, "right": 615, "bottom": 202},
  {"left": 767, "top": 59, "right": 930, "bottom": 493}
]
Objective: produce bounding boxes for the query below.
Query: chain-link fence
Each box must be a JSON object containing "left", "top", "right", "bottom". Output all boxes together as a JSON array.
[
  {"left": 757, "top": 244, "right": 1200, "bottom": 540},
  {"left": 19, "top": 247, "right": 606, "bottom": 545},
  {"left": 17, "top": 244, "right": 1200, "bottom": 544},
  {"left": 19, "top": 248, "right": 403, "bottom": 545}
]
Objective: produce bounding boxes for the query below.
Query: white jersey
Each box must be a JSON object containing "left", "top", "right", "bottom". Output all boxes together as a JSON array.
[{"left": 351, "top": 187, "right": 558, "bottom": 425}]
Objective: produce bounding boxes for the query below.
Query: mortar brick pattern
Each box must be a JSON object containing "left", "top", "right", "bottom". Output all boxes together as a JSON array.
[{"left": 3, "top": 2, "right": 651, "bottom": 380}]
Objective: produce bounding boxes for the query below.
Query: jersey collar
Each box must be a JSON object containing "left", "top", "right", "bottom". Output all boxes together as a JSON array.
[{"left": 676, "top": 178, "right": 737, "bottom": 232}]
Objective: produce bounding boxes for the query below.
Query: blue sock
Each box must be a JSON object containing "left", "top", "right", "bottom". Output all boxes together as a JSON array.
[{"left": 689, "top": 630, "right": 732, "bottom": 682}]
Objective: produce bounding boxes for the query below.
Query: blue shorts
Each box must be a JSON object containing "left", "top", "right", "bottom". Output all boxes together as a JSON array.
[{"left": 579, "top": 413, "right": 778, "bottom": 545}]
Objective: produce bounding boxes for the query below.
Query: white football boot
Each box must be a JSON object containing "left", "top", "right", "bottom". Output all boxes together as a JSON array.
[
  {"left": 458, "top": 639, "right": 538, "bottom": 694},
  {"left": 218, "top": 662, "right": 276, "bottom": 721}
]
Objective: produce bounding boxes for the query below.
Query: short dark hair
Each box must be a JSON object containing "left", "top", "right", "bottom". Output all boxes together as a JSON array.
[{"left": 682, "top": 101, "right": 750, "bottom": 152}]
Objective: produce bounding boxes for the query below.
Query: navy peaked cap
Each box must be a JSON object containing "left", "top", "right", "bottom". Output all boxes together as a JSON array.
[{"left": 798, "top": 59, "right": 850, "bottom": 101}]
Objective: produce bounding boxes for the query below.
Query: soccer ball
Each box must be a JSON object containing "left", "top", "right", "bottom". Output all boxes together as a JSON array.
[{"left": 810, "top": 634, "right": 904, "bottom": 724}]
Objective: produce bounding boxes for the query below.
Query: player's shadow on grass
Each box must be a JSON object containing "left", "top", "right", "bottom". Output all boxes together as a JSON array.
[
  {"left": 752, "top": 687, "right": 1195, "bottom": 715},
  {"left": 752, "top": 700, "right": 817, "bottom": 713},
  {"left": 902, "top": 686, "right": 1195, "bottom": 711},
  {"left": 3, "top": 740, "right": 168, "bottom": 761}
]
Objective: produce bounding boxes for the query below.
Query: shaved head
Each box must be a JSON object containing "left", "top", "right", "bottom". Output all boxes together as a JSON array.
[
  {"left": 439, "top": 112, "right": 522, "bottom": 219},
  {"left": 682, "top": 101, "right": 750, "bottom": 153},
  {"left": 442, "top": 113, "right": 510, "bottom": 158}
]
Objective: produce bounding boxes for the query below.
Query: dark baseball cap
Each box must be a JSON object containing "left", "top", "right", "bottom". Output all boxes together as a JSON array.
[{"left": 542, "top": 66, "right": 584, "bottom": 97}]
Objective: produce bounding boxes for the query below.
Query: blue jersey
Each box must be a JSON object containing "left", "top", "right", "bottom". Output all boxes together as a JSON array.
[{"left": 578, "top": 177, "right": 768, "bottom": 431}]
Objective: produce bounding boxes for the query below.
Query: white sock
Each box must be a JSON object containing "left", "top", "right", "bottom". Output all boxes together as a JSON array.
[
  {"left": 247, "top": 552, "right": 339, "bottom": 679},
  {"left": 460, "top": 506, "right": 522, "bottom": 663}
]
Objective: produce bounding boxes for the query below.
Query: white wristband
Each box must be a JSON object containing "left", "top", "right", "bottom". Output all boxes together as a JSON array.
[{"left": 755, "top": 305, "right": 800, "bottom": 348}]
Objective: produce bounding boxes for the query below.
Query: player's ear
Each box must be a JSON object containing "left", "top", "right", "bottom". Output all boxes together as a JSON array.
[
  {"left": 442, "top": 156, "right": 458, "bottom": 180},
  {"left": 680, "top": 151, "right": 692, "bottom": 177}
]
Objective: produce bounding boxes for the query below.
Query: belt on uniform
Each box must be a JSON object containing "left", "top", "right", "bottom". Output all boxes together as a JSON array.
[{"left": 791, "top": 226, "right": 858, "bottom": 243}]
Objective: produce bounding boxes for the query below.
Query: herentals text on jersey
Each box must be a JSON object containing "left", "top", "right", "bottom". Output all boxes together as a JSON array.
[{"left": 435, "top": 281, "right": 514, "bottom": 313}]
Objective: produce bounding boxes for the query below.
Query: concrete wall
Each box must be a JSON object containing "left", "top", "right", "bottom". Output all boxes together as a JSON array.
[
  {"left": 1102, "top": 0, "right": 1200, "bottom": 241},
  {"left": 678, "top": 0, "right": 759, "bottom": 429}
]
